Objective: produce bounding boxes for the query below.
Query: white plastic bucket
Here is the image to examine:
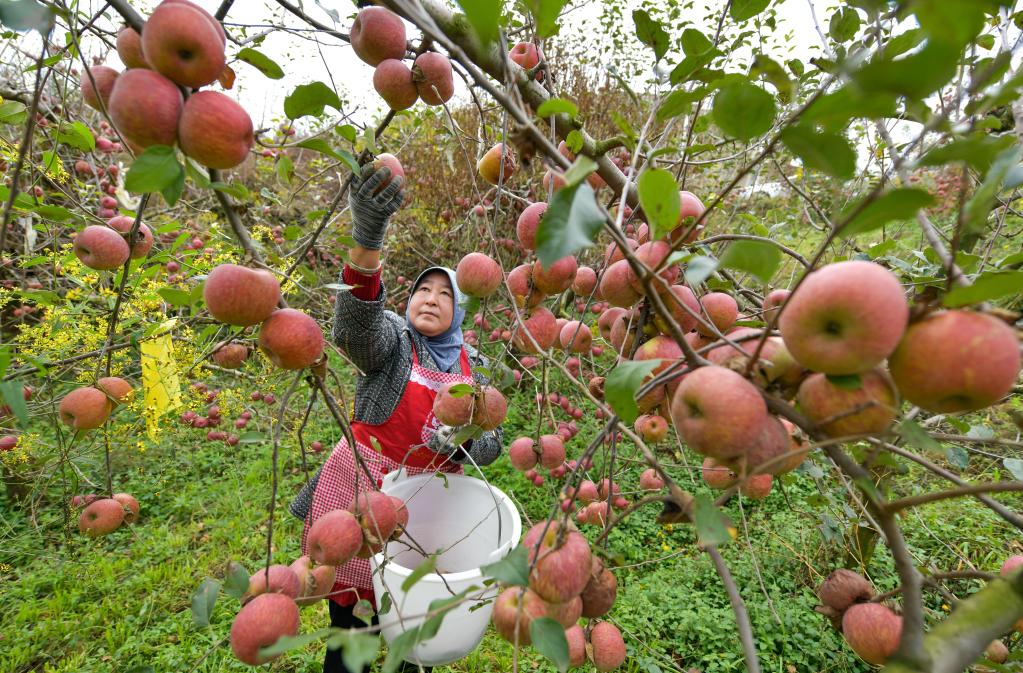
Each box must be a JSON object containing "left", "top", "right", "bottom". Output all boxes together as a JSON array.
[{"left": 370, "top": 470, "right": 521, "bottom": 666}]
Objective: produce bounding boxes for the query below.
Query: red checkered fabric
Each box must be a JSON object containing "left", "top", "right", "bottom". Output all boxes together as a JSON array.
[{"left": 301, "top": 341, "right": 474, "bottom": 606}]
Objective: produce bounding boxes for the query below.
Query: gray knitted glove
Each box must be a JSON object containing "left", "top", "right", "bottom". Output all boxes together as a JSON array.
[
  {"left": 427, "top": 424, "right": 462, "bottom": 457},
  {"left": 349, "top": 164, "right": 406, "bottom": 250}
]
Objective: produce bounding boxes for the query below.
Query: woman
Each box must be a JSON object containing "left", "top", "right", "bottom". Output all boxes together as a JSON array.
[{"left": 290, "top": 164, "right": 505, "bottom": 673}]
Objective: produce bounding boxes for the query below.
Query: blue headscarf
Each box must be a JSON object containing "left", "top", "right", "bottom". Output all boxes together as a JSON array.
[{"left": 405, "top": 266, "right": 466, "bottom": 372}]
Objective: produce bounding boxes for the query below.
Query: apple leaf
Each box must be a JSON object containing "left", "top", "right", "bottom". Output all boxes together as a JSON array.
[
  {"left": 259, "top": 629, "right": 330, "bottom": 658},
  {"left": 945, "top": 445, "right": 969, "bottom": 470},
  {"left": 638, "top": 168, "right": 680, "bottom": 241},
  {"left": 326, "top": 630, "right": 381, "bottom": 672},
  {"left": 633, "top": 9, "right": 670, "bottom": 62},
  {"left": 223, "top": 561, "right": 250, "bottom": 599},
  {"left": 401, "top": 553, "right": 437, "bottom": 592},
  {"left": 535, "top": 182, "right": 604, "bottom": 268},
  {"left": 535, "top": 97, "right": 578, "bottom": 119},
  {"left": 780, "top": 124, "right": 857, "bottom": 180},
  {"left": 190, "top": 578, "right": 220, "bottom": 628},
  {"left": 0, "top": 100, "right": 27, "bottom": 125},
  {"left": 825, "top": 373, "right": 863, "bottom": 391},
  {"left": 0, "top": 0, "right": 55, "bottom": 33},
  {"left": 446, "top": 383, "right": 474, "bottom": 398},
  {"left": 1004, "top": 458, "right": 1023, "bottom": 482},
  {"left": 730, "top": 0, "right": 771, "bottom": 21},
  {"left": 455, "top": 0, "right": 501, "bottom": 46},
  {"left": 943, "top": 270, "right": 1023, "bottom": 307},
  {"left": 719, "top": 239, "right": 780, "bottom": 284},
  {"left": 838, "top": 188, "right": 934, "bottom": 238},
  {"left": 296, "top": 138, "right": 360, "bottom": 172},
  {"left": 562, "top": 155, "right": 598, "bottom": 187},
  {"left": 55, "top": 121, "right": 95, "bottom": 152},
  {"left": 713, "top": 79, "right": 776, "bottom": 141},
  {"left": 125, "top": 146, "right": 184, "bottom": 196},
  {"left": 896, "top": 419, "right": 943, "bottom": 454},
  {"left": 284, "top": 81, "right": 342, "bottom": 119},
  {"left": 605, "top": 360, "right": 659, "bottom": 425},
  {"left": 0, "top": 380, "right": 29, "bottom": 427},
  {"left": 481, "top": 544, "right": 529, "bottom": 586},
  {"left": 235, "top": 47, "right": 284, "bottom": 79},
  {"left": 531, "top": 617, "right": 570, "bottom": 673},
  {"left": 829, "top": 6, "right": 861, "bottom": 42},
  {"left": 684, "top": 255, "right": 719, "bottom": 285},
  {"left": 693, "top": 494, "right": 733, "bottom": 547},
  {"left": 523, "top": 0, "right": 568, "bottom": 37}
]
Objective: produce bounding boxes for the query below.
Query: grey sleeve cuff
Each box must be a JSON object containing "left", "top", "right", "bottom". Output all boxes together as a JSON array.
[
  {"left": 332, "top": 278, "right": 401, "bottom": 374},
  {"left": 289, "top": 468, "right": 322, "bottom": 521}
]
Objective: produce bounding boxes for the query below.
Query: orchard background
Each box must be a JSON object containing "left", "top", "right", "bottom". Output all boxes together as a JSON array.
[{"left": 1, "top": 0, "right": 1023, "bottom": 671}]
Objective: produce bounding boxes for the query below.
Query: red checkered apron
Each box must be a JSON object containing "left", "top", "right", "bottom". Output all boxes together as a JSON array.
[{"left": 302, "top": 335, "right": 472, "bottom": 606}]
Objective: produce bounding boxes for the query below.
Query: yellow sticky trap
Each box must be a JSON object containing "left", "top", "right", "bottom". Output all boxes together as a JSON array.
[{"left": 141, "top": 333, "right": 183, "bottom": 440}]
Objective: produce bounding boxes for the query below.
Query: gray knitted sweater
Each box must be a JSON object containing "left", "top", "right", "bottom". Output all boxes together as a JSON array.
[{"left": 289, "top": 277, "right": 505, "bottom": 520}]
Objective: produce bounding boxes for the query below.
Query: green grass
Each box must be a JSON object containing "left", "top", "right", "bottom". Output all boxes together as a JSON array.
[{"left": 2, "top": 366, "right": 1021, "bottom": 673}]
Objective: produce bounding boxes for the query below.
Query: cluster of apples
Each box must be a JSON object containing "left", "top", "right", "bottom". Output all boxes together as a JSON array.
[
  {"left": 431, "top": 381, "right": 508, "bottom": 431},
  {"left": 57, "top": 376, "right": 133, "bottom": 432},
  {"left": 80, "top": 0, "right": 253, "bottom": 169},
  {"left": 230, "top": 491, "right": 408, "bottom": 666},
  {"left": 202, "top": 264, "right": 324, "bottom": 371},
  {"left": 491, "top": 520, "right": 625, "bottom": 670},
  {"left": 816, "top": 569, "right": 902, "bottom": 666},
  {"left": 351, "top": 7, "right": 453, "bottom": 111},
  {"left": 72, "top": 212, "right": 154, "bottom": 271},
  {"left": 70, "top": 492, "right": 140, "bottom": 536}
]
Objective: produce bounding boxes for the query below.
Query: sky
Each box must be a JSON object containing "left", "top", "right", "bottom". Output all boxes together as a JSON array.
[{"left": 60, "top": 0, "right": 843, "bottom": 131}]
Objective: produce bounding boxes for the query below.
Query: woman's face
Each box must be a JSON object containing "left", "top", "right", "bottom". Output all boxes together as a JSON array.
[{"left": 408, "top": 271, "right": 455, "bottom": 337}]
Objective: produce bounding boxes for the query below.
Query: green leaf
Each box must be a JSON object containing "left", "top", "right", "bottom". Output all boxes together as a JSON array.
[
  {"left": 235, "top": 47, "right": 284, "bottom": 79},
  {"left": 535, "top": 97, "right": 578, "bottom": 119},
  {"left": 562, "top": 156, "right": 598, "bottom": 188},
  {"left": 839, "top": 188, "right": 934, "bottom": 238},
  {"left": 530, "top": 617, "right": 569, "bottom": 672},
  {"left": 719, "top": 239, "right": 780, "bottom": 284},
  {"left": 210, "top": 181, "right": 249, "bottom": 200},
  {"left": 523, "top": 0, "right": 568, "bottom": 37},
  {"left": 750, "top": 54, "right": 793, "bottom": 101},
  {"left": 1004, "top": 458, "right": 1023, "bottom": 482},
  {"left": 896, "top": 419, "right": 943, "bottom": 453},
  {"left": 455, "top": 0, "right": 501, "bottom": 45},
  {"left": 852, "top": 41, "right": 960, "bottom": 100},
  {"left": 401, "top": 554, "right": 437, "bottom": 592},
  {"left": 276, "top": 154, "right": 294, "bottom": 184},
  {"left": 381, "top": 625, "right": 422, "bottom": 673},
  {"left": 945, "top": 445, "right": 969, "bottom": 470},
  {"left": 41, "top": 150, "right": 61, "bottom": 174},
  {"left": 943, "top": 271, "right": 1023, "bottom": 307},
  {"left": 825, "top": 373, "right": 863, "bottom": 391},
  {"left": 296, "top": 138, "right": 360, "bottom": 172},
  {"left": 681, "top": 28, "right": 713, "bottom": 55},
  {"left": 0, "top": 100, "right": 27, "bottom": 124},
  {"left": 125, "top": 146, "right": 184, "bottom": 195},
  {"left": 0, "top": 0, "right": 55, "bottom": 33},
  {"left": 55, "top": 121, "right": 95, "bottom": 151},
  {"left": 684, "top": 255, "right": 718, "bottom": 285},
  {"left": 918, "top": 134, "right": 1016, "bottom": 173},
  {"left": 0, "top": 346, "right": 10, "bottom": 379},
  {"left": 446, "top": 383, "right": 474, "bottom": 398},
  {"left": 730, "top": 0, "right": 771, "bottom": 21},
  {"left": 802, "top": 87, "right": 898, "bottom": 130},
  {"left": 656, "top": 87, "right": 707, "bottom": 122},
  {"left": 712, "top": 79, "right": 776, "bottom": 141},
  {"left": 605, "top": 360, "right": 659, "bottom": 425},
  {"left": 829, "top": 7, "right": 861, "bottom": 42},
  {"left": 0, "top": 380, "right": 29, "bottom": 427},
  {"left": 481, "top": 545, "right": 529, "bottom": 586},
  {"left": 157, "top": 287, "right": 193, "bottom": 307},
  {"left": 693, "top": 494, "right": 732, "bottom": 547},
  {"left": 669, "top": 47, "right": 722, "bottom": 85},
  {"left": 565, "top": 130, "right": 584, "bottom": 153},
  {"left": 910, "top": 0, "right": 997, "bottom": 48},
  {"left": 284, "top": 81, "right": 342, "bottom": 119},
  {"left": 637, "top": 168, "right": 680, "bottom": 242},
  {"left": 962, "top": 146, "right": 1023, "bottom": 243},
  {"left": 535, "top": 182, "right": 604, "bottom": 268},
  {"left": 780, "top": 124, "right": 856, "bottom": 180},
  {"left": 326, "top": 630, "right": 380, "bottom": 672},
  {"left": 633, "top": 9, "right": 670, "bottom": 61},
  {"left": 259, "top": 629, "right": 330, "bottom": 658},
  {"left": 190, "top": 578, "right": 220, "bottom": 628},
  {"left": 223, "top": 561, "right": 250, "bottom": 600},
  {"left": 161, "top": 169, "right": 185, "bottom": 207}
]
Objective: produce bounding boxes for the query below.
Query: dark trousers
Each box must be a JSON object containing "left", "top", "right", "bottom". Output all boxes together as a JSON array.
[{"left": 325, "top": 600, "right": 433, "bottom": 673}]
